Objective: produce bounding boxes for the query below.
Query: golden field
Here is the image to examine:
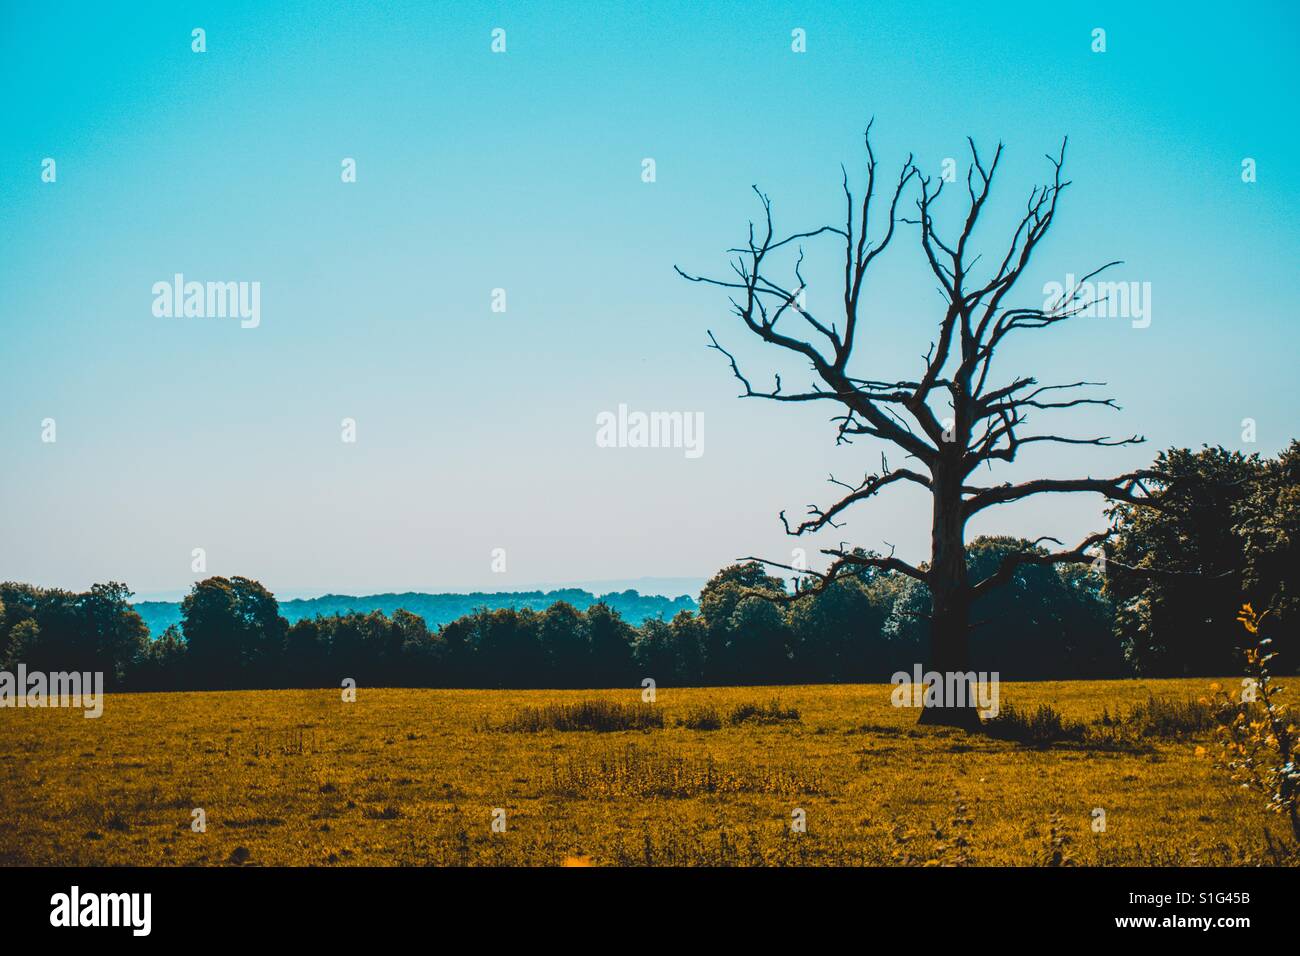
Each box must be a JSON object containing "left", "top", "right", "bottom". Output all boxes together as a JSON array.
[{"left": 0, "top": 679, "right": 1290, "bottom": 866}]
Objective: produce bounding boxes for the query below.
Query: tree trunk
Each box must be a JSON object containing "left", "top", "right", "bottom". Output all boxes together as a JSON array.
[{"left": 917, "top": 469, "right": 984, "bottom": 730}]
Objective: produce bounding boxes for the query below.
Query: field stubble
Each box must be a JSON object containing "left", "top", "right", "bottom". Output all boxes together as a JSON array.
[{"left": 0, "top": 680, "right": 1287, "bottom": 866}]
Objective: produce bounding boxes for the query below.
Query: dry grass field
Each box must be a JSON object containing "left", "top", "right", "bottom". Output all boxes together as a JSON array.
[{"left": 0, "top": 679, "right": 1291, "bottom": 866}]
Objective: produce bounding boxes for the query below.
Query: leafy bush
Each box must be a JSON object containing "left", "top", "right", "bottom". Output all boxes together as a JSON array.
[{"left": 1206, "top": 604, "right": 1299, "bottom": 845}]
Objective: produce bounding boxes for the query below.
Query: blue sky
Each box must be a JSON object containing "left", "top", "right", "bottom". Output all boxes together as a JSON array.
[{"left": 1, "top": 1, "right": 1297, "bottom": 598}]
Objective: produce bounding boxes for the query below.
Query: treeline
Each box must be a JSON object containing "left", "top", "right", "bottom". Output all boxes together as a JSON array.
[
  {"left": 0, "top": 443, "right": 1294, "bottom": 690},
  {"left": 131, "top": 587, "right": 697, "bottom": 638},
  {"left": 0, "top": 545, "right": 1102, "bottom": 691}
]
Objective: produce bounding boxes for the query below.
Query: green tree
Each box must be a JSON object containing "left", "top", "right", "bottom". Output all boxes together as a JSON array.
[
  {"left": 391, "top": 609, "right": 436, "bottom": 686},
  {"left": 284, "top": 618, "right": 326, "bottom": 687},
  {"left": 667, "top": 610, "right": 707, "bottom": 685},
  {"left": 728, "top": 594, "right": 792, "bottom": 684},
  {"left": 132, "top": 624, "right": 189, "bottom": 690},
  {"left": 1106, "top": 447, "right": 1261, "bottom": 675},
  {"left": 469, "top": 608, "right": 546, "bottom": 688},
  {"left": 2, "top": 619, "right": 41, "bottom": 670},
  {"left": 787, "top": 573, "right": 897, "bottom": 681},
  {"left": 699, "top": 563, "right": 787, "bottom": 682},
  {"left": 632, "top": 617, "right": 677, "bottom": 685},
  {"left": 540, "top": 601, "right": 590, "bottom": 686},
  {"left": 437, "top": 614, "right": 477, "bottom": 686},
  {"left": 80, "top": 582, "right": 149, "bottom": 684},
  {"left": 586, "top": 603, "right": 635, "bottom": 687},
  {"left": 1235, "top": 440, "right": 1300, "bottom": 668},
  {"left": 180, "top": 576, "right": 287, "bottom": 689},
  {"left": 882, "top": 537, "right": 1119, "bottom": 679},
  {"left": 0, "top": 582, "right": 146, "bottom": 684}
]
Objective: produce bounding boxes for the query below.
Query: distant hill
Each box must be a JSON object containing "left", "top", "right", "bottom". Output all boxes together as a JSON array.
[{"left": 132, "top": 588, "right": 699, "bottom": 638}]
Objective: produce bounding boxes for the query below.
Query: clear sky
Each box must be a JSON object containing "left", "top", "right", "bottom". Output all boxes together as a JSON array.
[{"left": 1, "top": 1, "right": 1297, "bottom": 599}]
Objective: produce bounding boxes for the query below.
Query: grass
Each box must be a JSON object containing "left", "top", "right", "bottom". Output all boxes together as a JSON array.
[
  {"left": 726, "top": 698, "right": 801, "bottom": 725},
  {"left": 1097, "top": 695, "right": 1218, "bottom": 739},
  {"left": 983, "top": 695, "right": 1223, "bottom": 750},
  {"left": 0, "top": 679, "right": 1292, "bottom": 866},
  {"left": 675, "top": 698, "right": 799, "bottom": 731},
  {"left": 983, "top": 702, "right": 1090, "bottom": 747},
  {"left": 543, "top": 744, "right": 824, "bottom": 798},
  {"left": 678, "top": 705, "right": 723, "bottom": 730},
  {"left": 493, "top": 700, "right": 664, "bottom": 733}
]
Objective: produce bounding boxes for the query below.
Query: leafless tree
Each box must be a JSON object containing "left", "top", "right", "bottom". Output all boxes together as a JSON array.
[{"left": 677, "top": 125, "right": 1155, "bottom": 728}]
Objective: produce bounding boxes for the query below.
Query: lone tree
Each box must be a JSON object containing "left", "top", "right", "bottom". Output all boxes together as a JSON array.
[{"left": 677, "top": 126, "right": 1154, "bottom": 728}]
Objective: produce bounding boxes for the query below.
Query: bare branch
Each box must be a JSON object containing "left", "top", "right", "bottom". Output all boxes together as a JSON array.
[
  {"left": 680, "top": 127, "right": 1160, "bottom": 644},
  {"left": 781, "top": 457, "right": 931, "bottom": 535},
  {"left": 740, "top": 544, "right": 928, "bottom": 604},
  {"left": 963, "top": 471, "right": 1155, "bottom": 517},
  {"left": 970, "top": 530, "right": 1109, "bottom": 599}
]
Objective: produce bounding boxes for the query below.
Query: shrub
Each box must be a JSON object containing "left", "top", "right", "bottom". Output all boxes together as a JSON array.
[
  {"left": 1098, "top": 696, "right": 1217, "bottom": 739},
  {"left": 727, "top": 698, "right": 800, "bottom": 725},
  {"left": 678, "top": 705, "right": 722, "bottom": 730},
  {"left": 1206, "top": 604, "right": 1300, "bottom": 844},
  {"left": 498, "top": 700, "right": 663, "bottom": 733},
  {"left": 983, "top": 703, "right": 1088, "bottom": 747}
]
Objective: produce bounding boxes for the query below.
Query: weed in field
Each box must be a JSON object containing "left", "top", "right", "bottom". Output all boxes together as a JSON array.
[
  {"left": 1097, "top": 696, "right": 1217, "bottom": 739},
  {"left": 983, "top": 703, "right": 1089, "bottom": 747},
  {"left": 2, "top": 680, "right": 1292, "bottom": 866},
  {"left": 678, "top": 705, "right": 722, "bottom": 730},
  {"left": 492, "top": 698, "right": 798, "bottom": 733},
  {"left": 542, "top": 744, "right": 824, "bottom": 798},
  {"left": 603, "top": 821, "right": 874, "bottom": 866},
  {"left": 494, "top": 700, "right": 664, "bottom": 733},
  {"left": 983, "top": 699, "right": 1198, "bottom": 752},
  {"left": 1039, "top": 812, "right": 1075, "bottom": 867},
  {"left": 727, "top": 699, "right": 800, "bottom": 725},
  {"left": 227, "top": 846, "right": 251, "bottom": 866}
]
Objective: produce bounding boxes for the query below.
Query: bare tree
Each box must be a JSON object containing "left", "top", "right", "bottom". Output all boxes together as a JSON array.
[{"left": 677, "top": 125, "right": 1155, "bottom": 728}]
